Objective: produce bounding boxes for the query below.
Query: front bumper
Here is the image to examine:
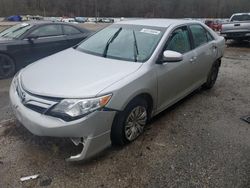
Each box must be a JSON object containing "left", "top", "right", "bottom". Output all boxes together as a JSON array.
[{"left": 9, "top": 83, "right": 116, "bottom": 161}]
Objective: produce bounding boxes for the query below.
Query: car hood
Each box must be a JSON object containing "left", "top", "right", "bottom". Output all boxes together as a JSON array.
[
  {"left": 0, "top": 37, "right": 13, "bottom": 43},
  {"left": 21, "top": 48, "right": 142, "bottom": 98}
]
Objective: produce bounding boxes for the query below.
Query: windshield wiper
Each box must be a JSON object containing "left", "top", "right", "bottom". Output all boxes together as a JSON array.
[
  {"left": 1, "top": 33, "right": 10, "bottom": 38},
  {"left": 133, "top": 30, "right": 139, "bottom": 62},
  {"left": 103, "top": 27, "right": 122, "bottom": 57},
  {"left": 0, "top": 25, "right": 30, "bottom": 38}
]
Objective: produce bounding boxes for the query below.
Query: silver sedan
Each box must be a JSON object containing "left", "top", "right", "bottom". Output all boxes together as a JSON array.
[{"left": 9, "top": 19, "right": 225, "bottom": 161}]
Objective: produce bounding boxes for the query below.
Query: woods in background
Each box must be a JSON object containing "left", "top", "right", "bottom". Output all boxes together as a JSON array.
[{"left": 0, "top": 0, "right": 249, "bottom": 18}]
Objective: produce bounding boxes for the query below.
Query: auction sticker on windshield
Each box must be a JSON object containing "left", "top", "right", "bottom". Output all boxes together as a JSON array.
[{"left": 140, "top": 28, "right": 161, "bottom": 35}]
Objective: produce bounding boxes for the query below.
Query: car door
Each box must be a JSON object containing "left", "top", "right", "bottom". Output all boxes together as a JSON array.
[
  {"left": 25, "top": 24, "right": 68, "bottom": 62},
  {"left": 188, "top": 24, "right": 218, "bottom": 86},
  {"left": 155, "top": 26, "right": 196, "bottom": 112},
  {"left": 62, "top": 25, "right": 88, "bottom": 47}
]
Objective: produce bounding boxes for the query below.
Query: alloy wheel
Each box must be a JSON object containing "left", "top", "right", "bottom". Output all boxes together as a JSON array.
[{"left": 124, "top": 106, "right": 147, "bottom": 141}]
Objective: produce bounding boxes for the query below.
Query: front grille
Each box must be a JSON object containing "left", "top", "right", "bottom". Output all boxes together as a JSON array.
[
  {"left": 16, "top": 80, "right": 59, "bottom": 114},
  {"left": 25, "top": 104, "right": 47, "bottom": 114}
]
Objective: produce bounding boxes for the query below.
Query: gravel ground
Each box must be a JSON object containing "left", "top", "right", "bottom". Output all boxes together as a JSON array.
[{"left": 0, "top": 28, "right": 250, "bottom": 187}]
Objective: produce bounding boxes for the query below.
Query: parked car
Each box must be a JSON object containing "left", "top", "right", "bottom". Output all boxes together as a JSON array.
[
  {"left": 0, "top": 21, "right": 90, "bottom": 79},
  {"left": 205, "top": 19, "right": 222, "bottom": 32},
  {"left": 10, "top": 19, "right": 225, "bottom": 161},
  {"left": 75, "top": 17, "right": 87, "bottom": 23},
  {"left": 221, "top": 13, "right": 250, "bottom": 41},
  {"left": 61, "top": 18, "right": 78, "bottom": 24},
  {"left": 27, "top": 15, "right": 44, "bottom": 21},
  {"left": 87, "top": 17, "right": 98, "bottom": 23},
  {"left": 99, "top": 18, "right": 115, "bottom": 23},
  {"left": 6, "top": 15, "right": 22, "bottom": 22}
]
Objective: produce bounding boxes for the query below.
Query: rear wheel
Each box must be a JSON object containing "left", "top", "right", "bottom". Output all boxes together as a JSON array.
[
  {"left": 111, "top": 98, "right": 148, "bottom": 146},
  {"left": 0, "top": 54, "right": 15, "bottom": 79},
  {"left": 202, "top": 61, "right": 220, "bottom": 89}
]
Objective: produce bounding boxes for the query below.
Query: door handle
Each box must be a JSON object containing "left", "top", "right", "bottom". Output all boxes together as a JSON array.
[
  {"left": 210, "top": 45, "right": 218, "bottom": 54},
  {"left": 210, "top": 44, "right": 217, "bottom": 50},
  {"left": 190, "top": 56, "right": 197, "bottom": 63}
]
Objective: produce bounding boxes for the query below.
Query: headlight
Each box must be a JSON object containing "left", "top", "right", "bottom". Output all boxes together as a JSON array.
[{"left": 49, "top": 94, "right": 112, "bottom": 121}]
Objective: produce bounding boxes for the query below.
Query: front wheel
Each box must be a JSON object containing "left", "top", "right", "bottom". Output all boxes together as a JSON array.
[
  {"left": 202, "top": 61, "right": 220, "bottom": 89},
  {"left": 0, "top": 54, "right": 16, "bottom": 79},
  {"left": 111, "top": 98, "right": 148, "bottom": 146}
]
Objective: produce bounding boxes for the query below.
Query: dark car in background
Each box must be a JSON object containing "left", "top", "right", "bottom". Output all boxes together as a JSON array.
[
  {"left": 0, "top": 21, "right": 90, "bottom": 79},
  {"left": 99, "top": 18, "right": 115, "bottom": 23},
  {"left": 6, "top": 15, "right": 22, "bottom": 22}
]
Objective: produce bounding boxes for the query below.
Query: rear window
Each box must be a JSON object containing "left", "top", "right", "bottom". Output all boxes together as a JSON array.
[
  {"left": 231, "top": 14, "right": 250, "bottom": 22},
  {"left": 63, "top": 25, "right": 81, "bottom": 35}
]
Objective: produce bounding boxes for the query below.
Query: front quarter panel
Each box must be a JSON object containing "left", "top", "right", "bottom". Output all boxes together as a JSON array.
[{"left": 99, "top": 64, "right": 158, "bottom": 114}]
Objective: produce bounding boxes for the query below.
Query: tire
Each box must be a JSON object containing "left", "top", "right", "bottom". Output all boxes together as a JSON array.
[
  {"left": 0, "top": 54, "right": 16, "bottom": 79},
  {"left": 111, "top": 98, "right": 149, "bottom": 146},
  {"left": 202, "top": 61, "right": 220, "bottom": 90}
]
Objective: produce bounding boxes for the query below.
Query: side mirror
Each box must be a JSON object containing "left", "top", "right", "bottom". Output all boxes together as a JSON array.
[
  {"left": 161, "top": 50, "right": 183, "bottom": 63},
  {"left": 27, "top": 34, "right": 38, "bottom": 43}
]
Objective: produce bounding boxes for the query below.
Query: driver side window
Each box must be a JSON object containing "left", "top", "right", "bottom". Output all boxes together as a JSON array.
[
  {"left": 28, "top": 25, "right": 63, "bottom": 38},
  {"left": 165, "top": 26, "right": 191, "bottom": 54}
]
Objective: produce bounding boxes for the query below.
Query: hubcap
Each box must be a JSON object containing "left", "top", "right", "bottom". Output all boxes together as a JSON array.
[{"left": 125, "top": 106, "right": 147, "bottom": 141}]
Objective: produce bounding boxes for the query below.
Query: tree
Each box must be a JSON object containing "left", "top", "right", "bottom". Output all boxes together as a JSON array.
[{"left": 0, "top": 0, "right": 249, "bottom": 18}]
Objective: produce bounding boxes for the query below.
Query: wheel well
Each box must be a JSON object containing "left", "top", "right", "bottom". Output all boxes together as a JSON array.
[
  {"left": 0, "top": 52, "right": 17, "bottom": 78},
  {"left": 216, "top": 58, "right": 222, "bottom": 67},
  {"left": 132, "top": 93, "right": 154, "bottom": 118},
  {"left": 110, "top": 92, "right": 154, "bottom": 145},
  {"left": 0, "top": 52, "right": 16, "bottom": 64}
]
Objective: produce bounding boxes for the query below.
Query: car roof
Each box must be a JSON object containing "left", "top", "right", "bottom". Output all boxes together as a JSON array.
[
  {"left": 117, "top": 19, "right": 199, "bottom": 28},
  {"left": 23, "top": 21, "right": 74, "bottom": 26},
  {"left": 232, "top": 13, "right": 250, "bottom": 16}
]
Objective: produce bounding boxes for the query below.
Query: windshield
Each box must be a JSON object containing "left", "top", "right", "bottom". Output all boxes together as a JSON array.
[
  {"left": 77, "top": 24, "right": 165, "bottom": 62},
  {"left": 231, "top": 14, "right": 250, "bottom": 22},
  {"left": 0, "top": 23, "right": 33, "bottom": 39}
]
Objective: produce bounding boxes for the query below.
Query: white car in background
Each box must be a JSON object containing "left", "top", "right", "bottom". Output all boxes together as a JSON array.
[{"left": 62, "top": 18, "right": 78, "bottom": 24}]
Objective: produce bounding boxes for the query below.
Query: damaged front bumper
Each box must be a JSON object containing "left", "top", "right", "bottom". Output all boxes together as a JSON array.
[{"left": 9, "top": 83, "right": 116, "bottom": 161}]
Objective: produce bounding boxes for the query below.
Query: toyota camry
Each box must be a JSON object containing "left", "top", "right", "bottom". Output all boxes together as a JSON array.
[{"left": 10, "top": 19, "right": 225, "bottom": 161}]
